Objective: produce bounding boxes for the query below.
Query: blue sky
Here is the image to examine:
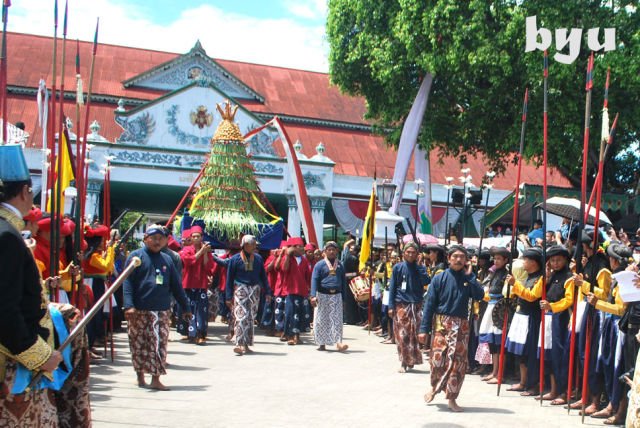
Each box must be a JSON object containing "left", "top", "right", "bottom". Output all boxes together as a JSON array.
[{"left": 9, "top": 0, "right": 329, "bottom": 72}]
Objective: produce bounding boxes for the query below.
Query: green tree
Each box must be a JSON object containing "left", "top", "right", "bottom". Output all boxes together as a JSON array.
[{"left": 327, "top": 0, "right": 640, "bottom": 194}]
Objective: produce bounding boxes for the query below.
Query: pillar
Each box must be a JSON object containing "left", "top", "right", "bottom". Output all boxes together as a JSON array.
[
  {"left": 287, "top": 195, "right": 301, "bottom": 238},
  {"left": 310, "top": 197, "right": 327, "bottom": 248}
]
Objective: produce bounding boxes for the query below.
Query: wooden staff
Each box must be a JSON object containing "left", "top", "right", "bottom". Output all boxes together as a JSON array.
[
  {"left": 71, "top": 38, "right": 83, "bottom": 307},
  {"left": 497, "top": 87, "right": 528, "bottom": 396},
  {"left": 539, "top": 49, "right": 549, "bottom": 405}
]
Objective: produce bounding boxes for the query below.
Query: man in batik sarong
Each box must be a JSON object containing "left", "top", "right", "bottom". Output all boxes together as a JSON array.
[
  {"left": 280, "top": 237, "right": 311, "bottom": 345},
  {"left": 123, "top": 225, "right": 191, "bottom": 390},
  {"left": 420, "top": 245, "right": 485, "bottom": 412},
  {"left": 310, "top": 241, "right": 348, "bottom": 352},
  {"left": 225, "top": 235, "right": 272, "bottom": 355},
  {"left": 178, "top": 226, "right": 214, "bottom": 345},
  {"left": 388, "top": 242, "right": 429, "bottom": 373}
]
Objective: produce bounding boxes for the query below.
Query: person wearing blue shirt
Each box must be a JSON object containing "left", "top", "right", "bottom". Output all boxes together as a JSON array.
[
  {"left": 528, "top": 219, "right": 544, "bottom": 246},
  {"left": 123, "top": 225, "right": 192, "bottom": 391},
  {"left": 225, "top": 235, "right": 272, "bottom": 355},
  {"left": 420, "top": 245, "right": 485, "bottom": 412},
  {"left": 310, "top": 241, "right": 349, "bottom": 352},
  {"left": 388, "top": 242, "right": 429, "bottom": 373}
]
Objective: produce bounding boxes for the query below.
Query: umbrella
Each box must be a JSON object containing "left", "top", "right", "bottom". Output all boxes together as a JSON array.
[
  {"left": 537, "top": 197, "right": 612, "bottom": 226},
  {"left": 402, "top": 233, "right": 439, "bottom": 246}
]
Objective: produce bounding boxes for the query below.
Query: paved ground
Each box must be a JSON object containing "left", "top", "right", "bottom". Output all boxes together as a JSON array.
[{"left": 90, "top": 322, "right": 612, "bottom": 428}]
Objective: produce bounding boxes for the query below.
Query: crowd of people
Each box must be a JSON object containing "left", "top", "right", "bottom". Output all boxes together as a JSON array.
[{"left": 3, "top": 141, "right": 640, "bottom": 426}]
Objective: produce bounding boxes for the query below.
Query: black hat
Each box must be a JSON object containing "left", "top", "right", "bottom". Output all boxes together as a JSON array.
[
  {"left": 546, "top": 245, "right": 570, "bottom": 259},
  {"left": 522, "top": 247, "right": 543, "bottom": 266},
  {"left": 478, "top": 250, "right": 491, "bottom": 261},
  {"left": 580, "top": 229, "right": 595, "bottom": 244},
  {"left": 490, "top": 246, "right": 511, "bottom": 259},
  {"left": 606, "top": 243, "right": 633, "bottom": 262},
  {"left": 423, "top": 244, "right": 446, "bottom": 254},
  {"left": 448, "top": 245, "right": 468, "bottom": 257}
]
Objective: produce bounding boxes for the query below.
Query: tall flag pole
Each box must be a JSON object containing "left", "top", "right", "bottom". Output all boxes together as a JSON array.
[
  {"left": 48, "top": 0, "right": 60, "bottom": 280},
  {"left": 0, "top": 0, "right": 10, "bottom": 144},
  {"left": 80, "top": 18, "right": 99, "bottom": 224},
  {"left": 497, "top": 87, "right": 528, "bottom": 396},
  {"left": 578, "top": 51, "right": 595, "bottom": 423},
  {"left": 540, "top": 50, "right": 549, "bottom": 405}
]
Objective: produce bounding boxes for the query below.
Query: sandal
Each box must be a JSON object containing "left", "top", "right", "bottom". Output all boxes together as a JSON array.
[
  {"left": 550, "top": 398, "right": 567, "bottom": 406},
  {"left": 520, "top": 390, "right": 538, "bottom": 397}
]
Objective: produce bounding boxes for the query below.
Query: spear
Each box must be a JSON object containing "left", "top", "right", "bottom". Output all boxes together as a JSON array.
[
  {"left": 52, "top": 0, "right": 68, "bottom": 297},
  {"left": 540, "top": 50, "right": 549, "bottom": 405},
  {"left": 71, "top": 38, "right": 82, "bottom": 307},
  {"left": 48, "top": 0, "right": 59, "bottom": 282},
  {"left": 576, "top": 51, "right": 595, "bottom": 423},
  {"left": 497, "top": 87, "right": 528, "bottom": 396},
  {"left": 80, "top": 18, "right": 99, "bottom": 225},
  {"left": 0, "top": 0, "right": 10, "bottom": 144}
]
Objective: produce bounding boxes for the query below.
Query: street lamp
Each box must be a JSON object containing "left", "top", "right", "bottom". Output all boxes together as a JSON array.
[
  {"left": 413, "top": 178, "right": 424, "bottom": 237},
  {"left": 478, "top": 170, "right": 496, "bottom": 251},
  {"left": 458, "top": 168, "right": 473, "bottom": 244},
  {"left": 443, "top": 176, "right": 454, "bottom": 244},
  {"left": 376, "top": 179, "right": 397, "bottom": 211}
]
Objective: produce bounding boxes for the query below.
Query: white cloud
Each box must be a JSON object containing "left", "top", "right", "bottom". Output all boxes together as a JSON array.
[
  {"left": 284, "top": 0, "right": 328, "bottom": 20},
  {"left": 8, "top": 0, "right": 329, "bottom": 72}
]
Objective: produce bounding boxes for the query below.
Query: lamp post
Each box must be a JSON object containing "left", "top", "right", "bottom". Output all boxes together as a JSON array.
[
  {"left": 478, "top": 171, "right": 496, "bottom": 251},
  {"left": 443, "top": 176, "right": 454, "bottom": 245},
  {"left": 413, "top": 178, "right": 424, "bottom": 238},
  {"left": 373, "top": 179, "right": 404, "bottom": 248},
  {"left": 458, "top": 168, "right": 473, "bottom": 244}
]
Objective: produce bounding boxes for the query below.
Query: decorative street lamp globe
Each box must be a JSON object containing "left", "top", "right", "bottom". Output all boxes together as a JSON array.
[{"left": 376, "top": 180, "right": 397, "bottom": 211}]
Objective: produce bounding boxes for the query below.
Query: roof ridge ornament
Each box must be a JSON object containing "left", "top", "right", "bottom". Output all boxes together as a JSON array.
[{"left": 190, "top": 39, "right": 206, "bottom": 56}]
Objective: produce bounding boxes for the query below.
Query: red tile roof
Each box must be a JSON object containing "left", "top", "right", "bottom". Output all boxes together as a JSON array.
[{"left": 6, "top": 31, "right": 572, "bottom": 189}]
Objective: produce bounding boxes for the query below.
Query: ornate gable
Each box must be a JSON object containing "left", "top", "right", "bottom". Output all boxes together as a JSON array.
[{"left": 122, "top": 41, "right": 264, "bottom": 102}]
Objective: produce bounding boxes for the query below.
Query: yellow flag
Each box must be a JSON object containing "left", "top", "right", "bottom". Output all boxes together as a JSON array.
[
  {"left": 47, "top": 130, "right": 75, "bottom": 213},
  {"left": 359, "top": 183, "right": 376, "bottom": 271}
]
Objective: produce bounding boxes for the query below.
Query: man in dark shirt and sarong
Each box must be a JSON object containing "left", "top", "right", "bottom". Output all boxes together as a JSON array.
[{"left": 420, "top": 245, "right": 485, "bottom": 412}]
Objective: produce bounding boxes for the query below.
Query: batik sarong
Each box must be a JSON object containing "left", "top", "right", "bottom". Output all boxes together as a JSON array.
[
  {"left": 127, "top": 310, "right": 170, "bottom": 376},
  {"left": 314, "top": 293, "right": 343, "bottom": 346},
  {"left": 208, "top": 289, "right": 219, "bottom": 321},
  {"left": 233, "top": 283, "right": 261, "bottom": 346},
  {"left": 430, "top": 315, "right": 470, "bottom": 400},
  {"left": 0, "top": 363, "right": 58, "bottom": 428},
  {"left": 0, "top": 304, "right": 91, "bottom": 428},
  {"left": 393, "top": 302, "right": 423, "bottom": 367},
  {"left": 177, "top": 289, "right": 209, "bottom": 339},
  {"left": 274, "top": 296, "right": 286, "bottom": 333},
  {"left": 284, "top": 294, "right": 306, "bottom": 337},
  {"left": 54, "top": 304, "right": 91, "bottom": 428}
]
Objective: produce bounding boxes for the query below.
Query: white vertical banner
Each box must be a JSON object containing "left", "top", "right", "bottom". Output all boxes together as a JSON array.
[
  {"left": 37, "top": 79, "right": 49, "bottom": 208},
  {"left": 414, "top": 146, "right": 432, "bottom": 233},
  {"left": 390, "top": 74, "right": 433, "bottom": 214}
]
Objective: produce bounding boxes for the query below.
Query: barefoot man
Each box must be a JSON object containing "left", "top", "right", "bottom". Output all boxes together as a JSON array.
[
  {"left": 310, "top": 241, "right": 348, "bottom": 352},
  {"left": 419, "top": 245, "right": 485, "bottom": 412},
  {"left": 123, "top": 225, "right": 192, "bottom": 390}
]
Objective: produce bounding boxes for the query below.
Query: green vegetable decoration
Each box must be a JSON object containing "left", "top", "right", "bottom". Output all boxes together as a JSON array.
[{"left": 189, "top": 100, "right": 269, "bottom": 238}]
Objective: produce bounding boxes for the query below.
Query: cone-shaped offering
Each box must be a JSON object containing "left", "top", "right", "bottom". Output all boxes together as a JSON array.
[{"left": 189, "top": 100, "right": 269, "bottom": 237}]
